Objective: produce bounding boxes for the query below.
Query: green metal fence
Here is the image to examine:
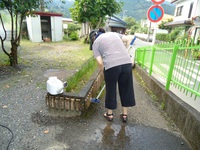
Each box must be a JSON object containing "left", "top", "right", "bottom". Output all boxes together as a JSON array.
[{"left": 135, "top": 39, "right": 200, "bottom": 99}]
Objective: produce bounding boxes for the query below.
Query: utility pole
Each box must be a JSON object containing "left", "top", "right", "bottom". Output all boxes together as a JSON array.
[
  {"left": 40, "top": 0, "right": 45, "bottom": 11},
  {"left": 123, "top": 10, "right": 127, "bottom": 19}
]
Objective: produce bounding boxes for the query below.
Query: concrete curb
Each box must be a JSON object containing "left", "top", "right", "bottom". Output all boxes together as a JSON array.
[{"left": 135, "top": 65, "right": 200, "bottom": 150}]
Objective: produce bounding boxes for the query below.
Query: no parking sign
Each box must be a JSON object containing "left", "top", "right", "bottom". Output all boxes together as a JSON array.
[
  {"left": 147, "top": 0, "right": 165, "bottom": 23},
  {"left": 147, "top": 5, "right": 164, "bottom": 23}
]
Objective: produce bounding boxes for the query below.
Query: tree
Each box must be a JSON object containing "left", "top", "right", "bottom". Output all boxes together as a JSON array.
[
  {"left": 124, "top": 17, "right": 137, "bottom": 29},
  {"left": 64, "top": 23, "right": 81, "bottom": 40},
  {"left": 124, "top": 17, "right": 139, "bottom": 34},
  {"left": 70, "top": 0, "right": 123, "bottom": 30},
  {"left": 0, "top": 0, "right": 42, "bottom": 66},
  {"left": 159, "top": 18, "right": 173, "bottom": 33},
  {"left": 0, "top": 0, "right": 67, "bottom": 67}
]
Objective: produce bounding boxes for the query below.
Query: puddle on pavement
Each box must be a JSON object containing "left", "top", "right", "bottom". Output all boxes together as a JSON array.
[
  {"left": 100, "top": 123, "right": 130, "bottom": 148},
  {"left": 79, "top": 123, "right": 191, "bottom": 150}
]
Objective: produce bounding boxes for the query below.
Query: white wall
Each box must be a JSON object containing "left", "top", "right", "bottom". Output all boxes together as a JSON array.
[
  {"left": 174, "top": 0, "right": 200, "bottom": 21},
  {"left": 51, "top": 16, "right": 62, "bottom": 42},
  {"left": 26, "top": 15, "right": 42, "bottom": 42}
]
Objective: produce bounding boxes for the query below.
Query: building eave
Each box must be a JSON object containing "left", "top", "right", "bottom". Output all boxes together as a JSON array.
[
  {"left": 33, "top": 11, "right": 63, "bottom": 17},
  {"left": 165, "top": 20, "right": 193, "bottom": 27}
]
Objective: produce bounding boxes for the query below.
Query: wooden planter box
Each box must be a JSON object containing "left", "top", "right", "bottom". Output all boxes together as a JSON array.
[{"left": 45, "top": 69, "right": 104, "bottom": 114}]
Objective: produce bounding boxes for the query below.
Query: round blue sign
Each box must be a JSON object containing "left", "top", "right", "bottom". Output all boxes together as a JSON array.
[{"left": 147, "top": 5, "right": 164, "bottom": 23}]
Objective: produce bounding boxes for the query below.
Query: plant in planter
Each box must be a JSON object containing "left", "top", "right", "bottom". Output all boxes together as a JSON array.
[
  {"left": 65, "top": 57, "right": 98, "bottom": 92},
  {"left": 45, "top": 57, "right": 103, "bottom": 113}
]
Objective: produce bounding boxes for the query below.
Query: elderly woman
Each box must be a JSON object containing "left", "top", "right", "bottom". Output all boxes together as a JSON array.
[{"left": 90, "top": 28, "right": 136, "bottom": 122}]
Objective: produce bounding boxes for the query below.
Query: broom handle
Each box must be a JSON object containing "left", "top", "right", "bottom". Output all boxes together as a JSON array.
[{"left": 96, "top": 84, "right": 106, "bottom": 99}]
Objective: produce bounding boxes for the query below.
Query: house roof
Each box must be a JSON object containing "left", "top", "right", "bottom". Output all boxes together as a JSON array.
[
  {"left": 106, "top": 15, "right": 127, "bottom": 28},
  {"left": 33, "top": 11, "right": 63, "bottom": 17},
  {"left": 62, "top": 18, "right": 73, "bottom": 22},
  {"left": 109, "top": 16, "right": 127, "bottom": 25}
]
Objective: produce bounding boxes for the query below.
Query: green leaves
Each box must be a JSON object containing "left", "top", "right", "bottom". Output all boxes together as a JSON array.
[
  {"left": 1, "top": 0, "right": 41, "bottom": 16},
  {"left": 70, "top": 0, "right": 123, "bottom": 28}
]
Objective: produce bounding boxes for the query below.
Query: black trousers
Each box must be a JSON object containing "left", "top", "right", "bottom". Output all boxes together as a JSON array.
[{"left": 104, "top": 63, "right": 136, "bottom": 110}]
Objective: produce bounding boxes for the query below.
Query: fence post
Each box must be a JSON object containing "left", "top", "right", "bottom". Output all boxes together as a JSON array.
[
  {"left": 166, "top": 45, "right": 178, "bottom": 90},
  {"left": 141, "top": 48, "right": 146, "bottom": 68},
  {"left": 149, "top": 46, "right": 156, "bottom": 76}
]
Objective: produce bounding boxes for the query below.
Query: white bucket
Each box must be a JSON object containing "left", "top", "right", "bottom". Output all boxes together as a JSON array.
[{"left": 47, "top": 76, "right": 64, "bottom": 95}]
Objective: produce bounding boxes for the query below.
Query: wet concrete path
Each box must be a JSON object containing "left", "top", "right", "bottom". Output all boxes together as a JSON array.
[
  {"left": 42, "top": 70, "right": 192, "bottom": 150},
  {"left": 74, "top": 70, "right": 191, "bottom": 150}
]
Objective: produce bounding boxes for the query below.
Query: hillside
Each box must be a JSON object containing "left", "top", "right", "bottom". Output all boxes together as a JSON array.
[
  {"left": 46, "top": 0, "right": 175, "bottom": 21},
  {"left": 118, "top": 0, "right": 175, "bottom": 20}
]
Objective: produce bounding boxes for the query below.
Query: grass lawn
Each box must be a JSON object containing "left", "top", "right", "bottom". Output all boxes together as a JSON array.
[{"left": 0, "top": 40, "right": 93, "bottom": 69}]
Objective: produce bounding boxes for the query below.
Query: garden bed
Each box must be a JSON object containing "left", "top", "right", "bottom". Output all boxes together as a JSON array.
[{"left": 45, "top": 59, "right": 104, "bottom": 115}]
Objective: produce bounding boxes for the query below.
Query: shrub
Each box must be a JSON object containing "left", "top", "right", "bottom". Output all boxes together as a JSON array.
[
  {"left": 156, "top": 33, "right": 168, "bottom": 41},
  {"left": 130, "top": 26, "right": 135, "bottom": 35},
  {"left": 156, "top": 27, "right": 183, "bottom": 42},
  {"left": 63, "top": 35, "right": 70, "bottom": 41},
  {"left": 168, "top": 28, "right": 182, "bottom": 42},
  {"left": 69, "top": 32, "right": 79, "bottom": 41}
]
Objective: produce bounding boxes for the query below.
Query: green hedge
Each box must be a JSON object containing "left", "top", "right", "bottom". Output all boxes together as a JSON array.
[{"left": 156, "top": 28, "right": 183, "bottom": 42}]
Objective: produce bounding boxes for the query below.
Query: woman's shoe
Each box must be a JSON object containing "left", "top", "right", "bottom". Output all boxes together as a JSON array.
[
  {"left": 120, "top": 114, "right": 128, "bottom": 122},
  {"left": 104, "top": 112, "right": 113, "bottom": 122}
]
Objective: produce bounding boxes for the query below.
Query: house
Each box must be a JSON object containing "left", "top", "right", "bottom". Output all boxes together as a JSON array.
[
  {"left": 62, "top": 18, "right": 73, "bottom": 36},
  {"left": 105, "top": 15, "right": 127, "bottom": 34},
  {"left": 165, "top": 0, "right": 200, "bottom": 43},
  {"left": 62, "top": 18, "right": 73, "bottom": 30},
  {"left": 26, "top": 12, "right": 63, "bottom": 42},
  {"left": 80, "top": 15, "right": 127, "bottom": 37}
]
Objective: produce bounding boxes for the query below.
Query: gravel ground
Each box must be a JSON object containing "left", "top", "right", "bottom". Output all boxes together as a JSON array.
[
  {"left": 0, "top": 41, "right": 192, "bottom": 150},
  {"left": 0, "top": 41, "right": 92, "bottom": 150}
]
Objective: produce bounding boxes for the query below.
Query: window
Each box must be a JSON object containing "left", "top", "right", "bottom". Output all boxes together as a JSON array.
[
  {"left": 176, "top": 6, "right": 183, "bottom": 16},
  {"left": 188, "top": 2, "right": 194, "bottom": 18}
]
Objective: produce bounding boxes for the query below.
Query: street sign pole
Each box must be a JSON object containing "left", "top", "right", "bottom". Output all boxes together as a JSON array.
[
  {"left": 147, "top": 22, "right": 152, "bottom": 42},
  {"left": 152, "top": 23, "right": 157, "bottom": 45},
  {"left": 147, "top": 21, "right": 152, "bottom": 42}
]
